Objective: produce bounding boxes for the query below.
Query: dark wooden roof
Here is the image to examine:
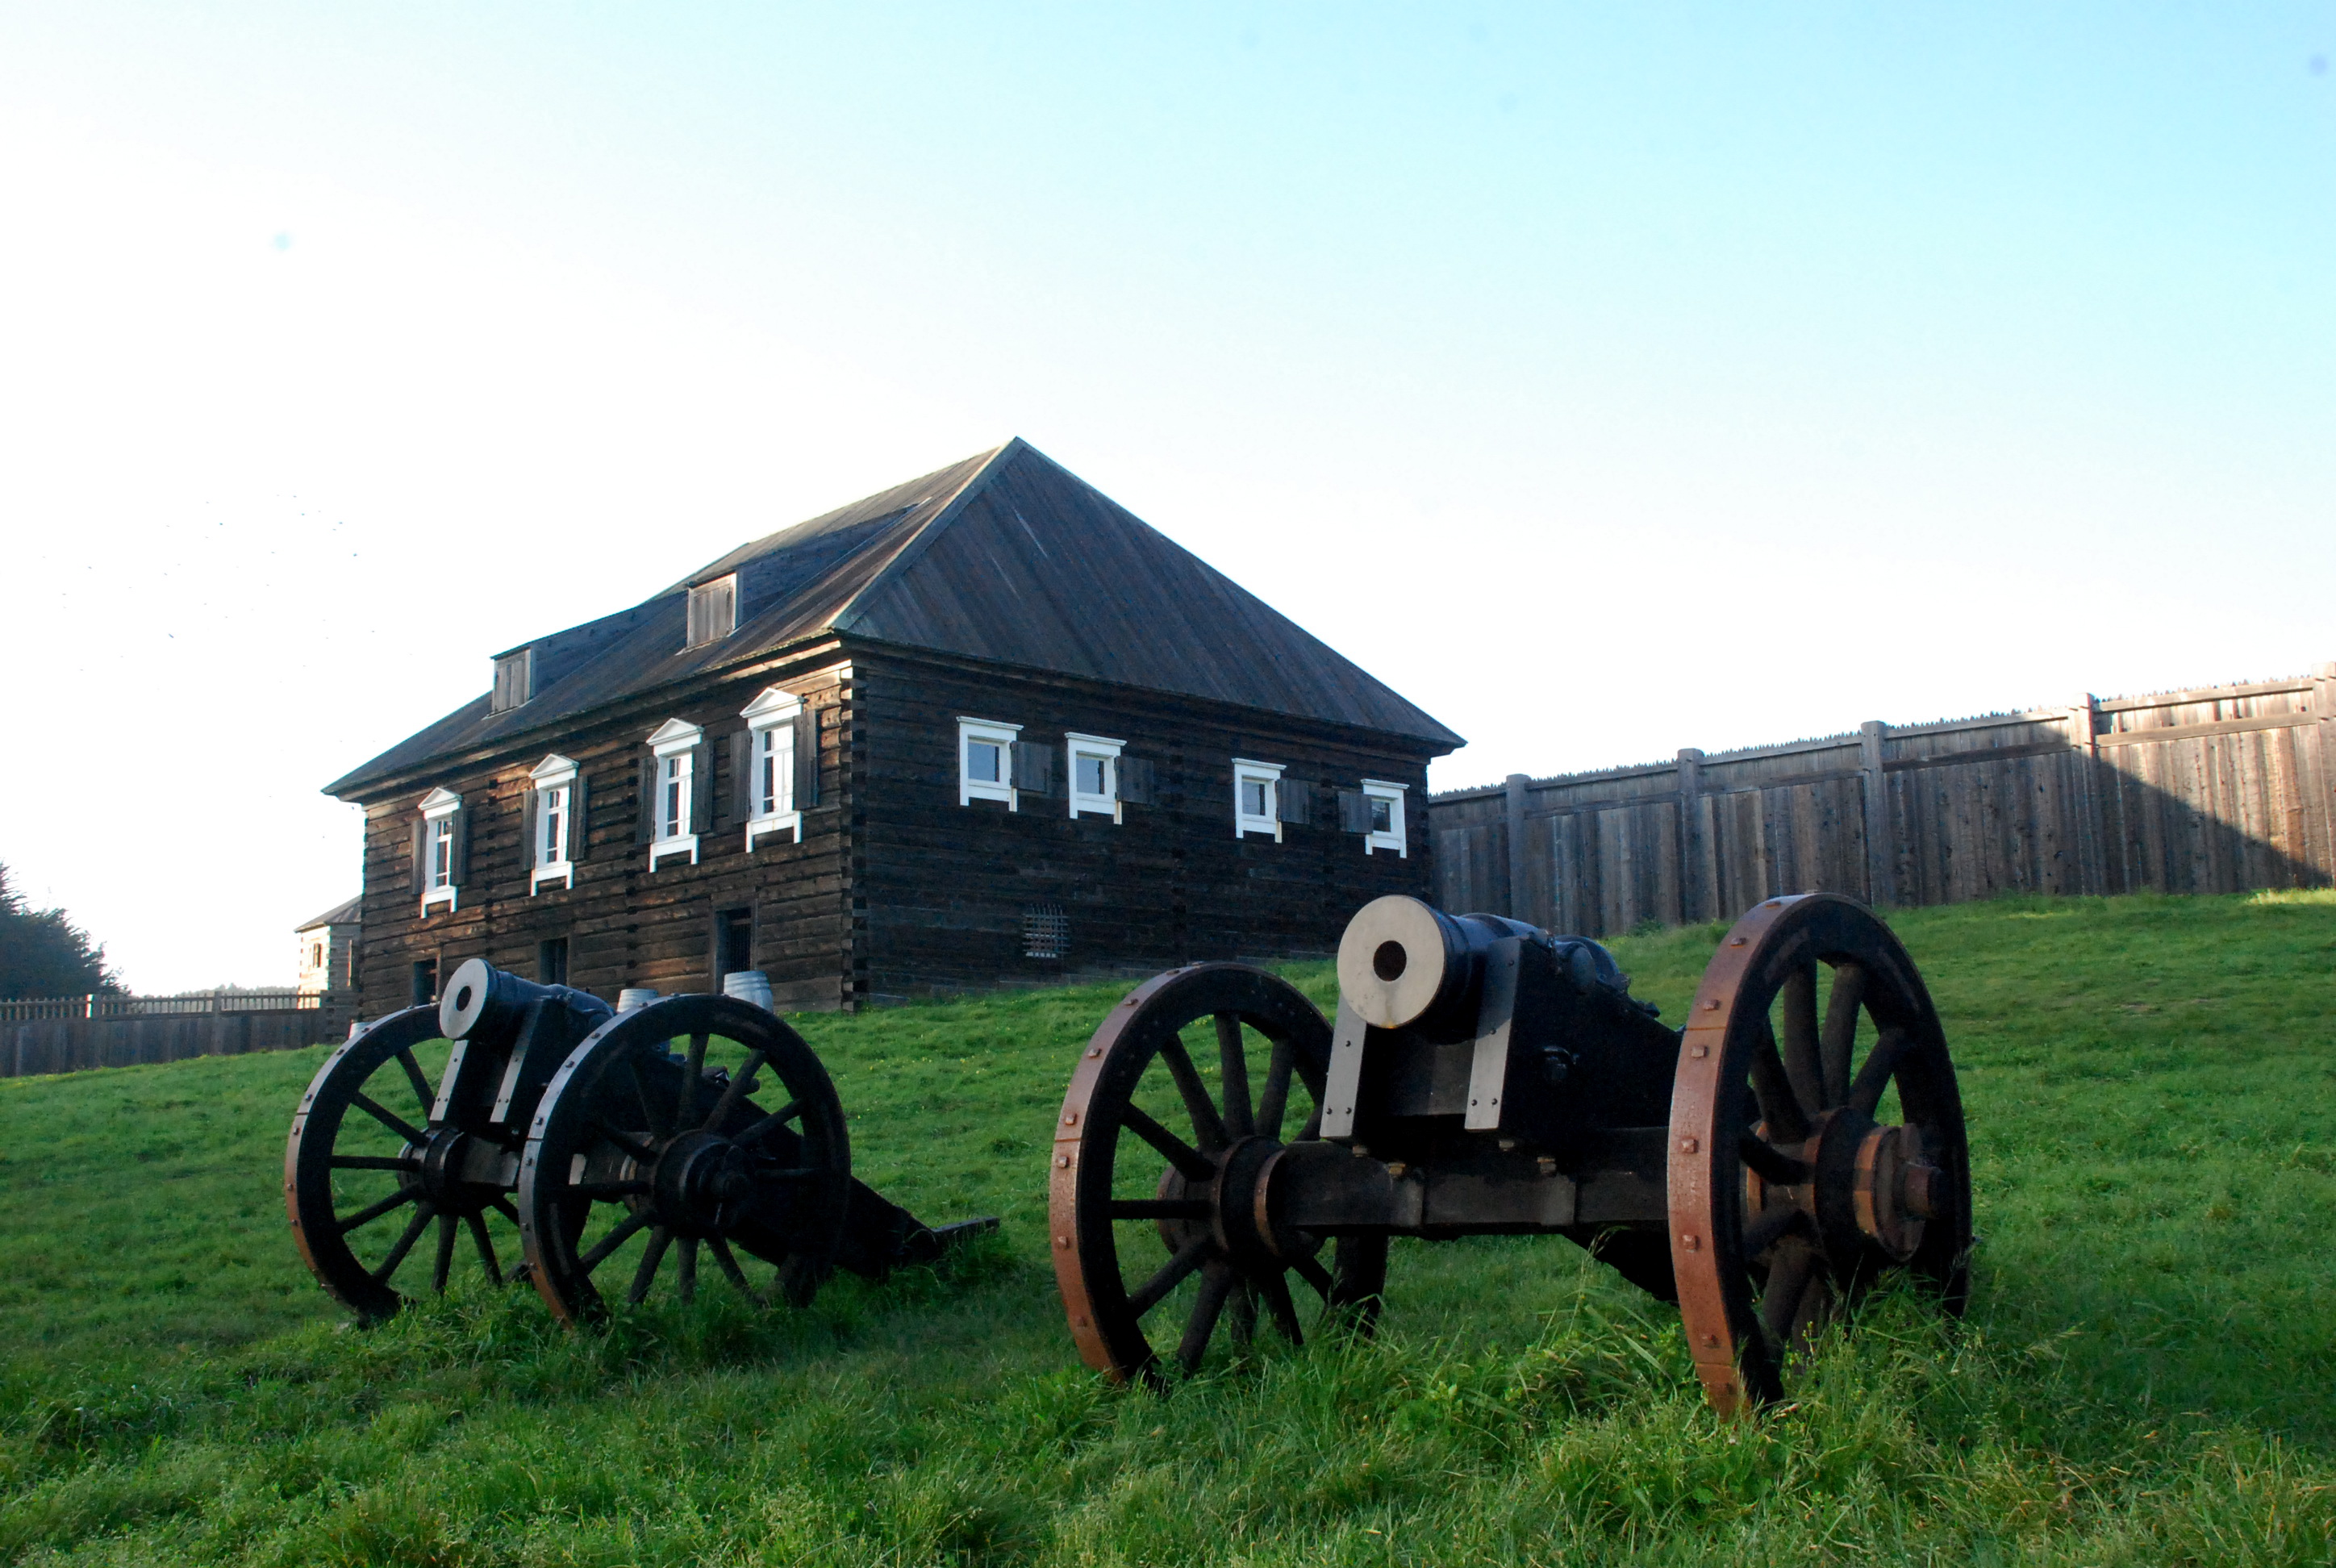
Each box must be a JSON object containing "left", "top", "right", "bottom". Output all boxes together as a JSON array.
[
  {"left": 296, "top": 896, "right": 363, "bottom": 931},
  {"left": 326, "top": 440, "right": 1462, "bottom": 798}
]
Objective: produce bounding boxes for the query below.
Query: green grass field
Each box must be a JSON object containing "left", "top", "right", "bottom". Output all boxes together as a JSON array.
[{"left": 0, "top": 891, "right": 2331, "bottom": 1566}]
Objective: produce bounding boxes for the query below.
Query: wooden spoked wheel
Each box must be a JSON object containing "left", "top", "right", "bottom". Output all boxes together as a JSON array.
[
  {"left": 286, "top": 1006, "right": 520, "bottom": 1321},
  {"left": 1052, "top": 964, "right": 1388, "bottom": 1384},
  {"left": 1668, "top": 893, "right": 1972, "bottom": 1413},
  {"left": 515, "top": 995, "right": 852, "bottom": 1325}
]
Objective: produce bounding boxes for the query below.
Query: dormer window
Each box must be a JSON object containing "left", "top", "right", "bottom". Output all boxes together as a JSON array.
[
  {"left": 686, "top": 574, "right": 738, "bottom": 648},
  {"left": 490, "top": 648, "right": 532, "bottom": 713}
]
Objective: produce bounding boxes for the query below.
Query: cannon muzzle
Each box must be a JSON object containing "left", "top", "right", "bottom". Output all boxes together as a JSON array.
[{"left": 440, "top": 957, "right": 611, "bottom": 1047}]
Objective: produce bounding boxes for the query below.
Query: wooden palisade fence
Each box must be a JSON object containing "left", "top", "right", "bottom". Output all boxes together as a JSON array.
[
  {"left": 0, "top": 991, "right": 353, "bottom": 1079},
  {"left": 1429, "top": 664, "right": 2336, "bottom": 936}
]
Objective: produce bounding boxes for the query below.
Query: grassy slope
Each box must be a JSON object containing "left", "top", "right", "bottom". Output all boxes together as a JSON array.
[{"left": 0, "top": 893, "right": 2330, "bottom": 1566}]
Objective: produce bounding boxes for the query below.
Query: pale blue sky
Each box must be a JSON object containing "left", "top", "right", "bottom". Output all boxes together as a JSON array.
[{"left": 2, "top": 5, "right": 2330, "bottom": 988}]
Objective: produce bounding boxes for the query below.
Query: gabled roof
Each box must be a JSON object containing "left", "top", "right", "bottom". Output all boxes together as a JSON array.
[
  {"left": 297, "top": 896, "right": 363, "bottom": 931},
  {"left": 326, "top": 440, "right": 1462, "bottom": 799}
]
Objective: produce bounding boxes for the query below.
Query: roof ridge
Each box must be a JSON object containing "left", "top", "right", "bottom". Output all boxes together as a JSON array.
[{"left": 828, "top": 438, "right": 1024, "bottom": 635}]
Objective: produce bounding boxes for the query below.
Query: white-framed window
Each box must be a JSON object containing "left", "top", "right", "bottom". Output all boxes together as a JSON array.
[
  {"left": 1361, "top": 779, "right": 1408, "bottom": 857},
  {"left": 647, "top": 718, "right": 703, "bottom": 868},
  {"left": 686, "top": 573, "right": 738, "bottom": 648},
  {"left": 529, "top": 753, "right": 579, "bottom": 890},
  {"left": 1233, "top": 759, "right": 1284, "bottom": 842},
  {"left": 959, "top": 717, "right": 1021, "bottom": 809},
  {"left": 1065, "top": 732, "right": 1124, "bottom": 822},
  {"left": 419, "top": 786, "right": 462, "bottom": 911},
  {"left": 740, "top": 686, "right": 803, "bottom": 850}
]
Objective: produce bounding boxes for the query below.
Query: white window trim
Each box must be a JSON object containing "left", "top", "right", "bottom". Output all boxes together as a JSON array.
[
  {"left": 1064, "top": 732, "right": 1125, "bottom": 823},
  {"left": 741, "top": 686, "right": 803, "bottom": 851},
  {"left": 528, "top": 754, "right": 579, "bottom": 891},
  {"left": 419, "top": 786, "right": 462, "bottom": 911},
  {"left": 1233, "top": 758, "right": 1284, "bottom": 842},
  {"left": 648, "top": 718, "right": 703, "bottom": 869},
  {"left": 1361, "top": 778, "right": 1409, "bottom": 858},
  {"left": 958, "top": 716, "right": 1021, "bottom": 810}
]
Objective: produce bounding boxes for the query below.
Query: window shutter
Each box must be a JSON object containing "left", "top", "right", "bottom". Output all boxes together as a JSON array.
[
  {"left": 449, "top": 803, "right": 470, "bottom": 884},
  {"left": 523, "top": 786, "right": 540, "bottom": 868},
  {"left": 1337, "top": 788, "right": 1372, "bottom": 834},
  {"left": 794, "top": 707, "right": 819, "bottom": 807},
  {"left": 690, "top": 742, "right": 715, "bottom": 836},
  {"left": 568, "top": 773, "right": 590, "bottom": 863},
  {"left": 1012, "top": 741, "right": 1057, "bottom": 798},
  {"left": 725, "top": 729, "right": 752, "bottom": 828},
  {"left": 636, "top": 754, "right": 658, "bottom": 844},
  {"left": 1276, "top": 778, "right": 1312, "bottom": 826},
  {"left": 1120, "top": 755, "right": 1156, "bottom": 806},
  {"left": 410, "top": 817, "right": 428, "bottom": 895}
]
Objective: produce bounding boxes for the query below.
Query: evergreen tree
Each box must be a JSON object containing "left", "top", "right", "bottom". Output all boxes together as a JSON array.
[{"left": 0, "top": 863, "right": 123, "bottom": 1000}]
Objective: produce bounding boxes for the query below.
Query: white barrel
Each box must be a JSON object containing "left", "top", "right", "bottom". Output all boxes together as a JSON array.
[
  {"left": 721, "top": 970, "right": 775, "bottom": 1012},
  {"left": 617, "top": 987, "right": 661, "bottom": 1013}
]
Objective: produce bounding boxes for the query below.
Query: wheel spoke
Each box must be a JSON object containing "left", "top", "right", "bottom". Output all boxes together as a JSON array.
[
  {"left": 670, "top": 1035, "right": 709, "bottom": 1137},
  {"left": 1254, "top": 1037, "right": 1296, "bottom": 1142},
  {"left": 1748, "top": 1020, "right": 1810, "bottom": 1143},
  {"left": 1215, "top": 1014, "right": 1254, "bottom": 1139},
  {"left": 736, "top": 1098, "right": 802, "bottom": 1146},
  {"left": 577, "top": 1209, "right": 652, "bottom": 1274},
  {"left": 1107, "top": 1199, "right": 1211, "bottom": 1220},
  {"left": 1738, "top": 1134, "right": 1808, "bottom": 1186},
  {"left": 1758, "top": 1236, "right": 1817, "bottom": 1348},
  {"left": 627, "top": 1054, "right": 659, "bottom": 1136},
  {"left": 1289, "top": 1254, "right": 1334, "bottom": 1301},
  {"left": 1158, "top": 1037, "right": 1231, "bottom": 1152},
  {"left": 1820, "top": 962, "right": 1867, "bottom": 1107},
  {"left": 1779, "top": 962, "right": 1825, "bottom": 1116},
  {"left": 594, "top": 1124, "right": 659, "bottom": 1162},
  {"left": 330, "top": 1155, "right": 418, "bottom": 1172},
  {"left": 1177, "top": 1267, "right": 1236, "bottom": 1371},
  {"left": 1742, "top": 1200, "right": 1807, "bottom": 1258},
  {"left": 1847, "top": 1026, "right": 1908, "bottom": 1119},
  {"left": 1228, "top": 1279, "right": 1258, "bottom": 1347},
  {"left": 628, "top": 1227, "right": 674, "bottom": 1306},
  {"left": 431, "top": 1212, "right": 458, "bottom": 1292},
  {"left": 371, "top": 1202, "right": 437, "bottom": 1282},
  {"left": 489, "top": 1196, "right": 520, "bottom": 1226},
  {"left": 1127, "top": 1234, "right": 1214, "bottom": 1318},
  {"left": 701, "top": 1048, "right": 768, "bottom": 1132},
  {"left": 465, "top": 1211, "right": 503, "bottom": 1285},
  {"left": 677, "top": 1237, "right": 699, "bottom": 1303},
  {"left": 1121, "top": 1104, "right": 1217, "bottom": 1182},
  {"left": 705, "top": 1234, "right": 759, "bottom": 1302},
  {"left": 397, "top": 1049, "right": 435, "bottom": 1113},
  {"left": 1257, "top": 1271, "right": 1304, "bottom": 1345},
  {"left": 336, "top": 1186, "right": 419, "bottom": 1235},
  {"left": 352, "top": 1093, "right": 427, "bottom": 1146},
  {"left": 1295, "top": 1106, "right": 1322, "bottom": 1142}
]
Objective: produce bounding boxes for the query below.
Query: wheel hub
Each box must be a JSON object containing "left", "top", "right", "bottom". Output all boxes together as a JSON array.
[
  {"left": 652, "top": 1129, "right": 750, "bottom": 1236},
  {"left": 412, "top": 1127, "right": 494, "bottom": 1216}
]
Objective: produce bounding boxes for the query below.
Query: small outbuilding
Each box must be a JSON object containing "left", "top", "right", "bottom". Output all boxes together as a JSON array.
[
  {"left": 324, "top": 440, "right": 1463, "bottom": 1013},
  {"left": 294, "top": 897, "right": 361, "bottom": 998}
]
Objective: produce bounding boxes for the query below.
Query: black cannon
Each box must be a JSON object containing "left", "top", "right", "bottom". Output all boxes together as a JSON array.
[
  {"left": 288, "top": 960, "right": 993, "bottom": 1324},
  {"left": 1049, "top": 893, "right": 1970, "bottom": 1412}
]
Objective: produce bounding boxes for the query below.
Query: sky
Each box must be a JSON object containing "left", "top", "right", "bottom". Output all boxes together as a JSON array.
[{"left": 2, "top": 4, "right": 2330, "bottom": 992}]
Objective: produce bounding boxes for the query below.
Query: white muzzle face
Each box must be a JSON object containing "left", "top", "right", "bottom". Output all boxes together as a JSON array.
[{"left": 1335, "top": 895, "right": 1454, "bottom": 1029}]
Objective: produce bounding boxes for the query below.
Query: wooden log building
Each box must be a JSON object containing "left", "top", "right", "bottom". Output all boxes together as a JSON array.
[{"left": 326, "top": 441, "right": 1463, "bottom": 1015}]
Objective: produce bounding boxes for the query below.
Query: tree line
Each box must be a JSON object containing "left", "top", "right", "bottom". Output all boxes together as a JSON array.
[{"left": 0, "top": 862, "right": 120, "bottom": 1000}]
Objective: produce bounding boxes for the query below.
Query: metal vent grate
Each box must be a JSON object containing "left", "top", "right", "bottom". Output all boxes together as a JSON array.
[{"left": 1022, "top": 905, "right": 1068, "bottom": 961}]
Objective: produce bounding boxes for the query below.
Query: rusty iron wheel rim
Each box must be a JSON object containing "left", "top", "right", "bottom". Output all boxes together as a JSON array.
[
  {"left": 285, "top": 1005, "right": 523, "bottom": 1321},
  {"left": 1049, "top": 964, "right": 1388, "bottom": 1385},
  {"left": 1667, "top": 893, "right": 1971, "bottom": 1415},
  {"left": 515, "top": 995, "right": 852, "bottom": 1326}
]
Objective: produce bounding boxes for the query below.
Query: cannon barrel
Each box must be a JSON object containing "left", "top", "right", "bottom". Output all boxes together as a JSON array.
[
  {"left": 1335, "top": 895, "right": 1636, "bottom": 1040},
  {"left": 440, "top": 957, "right": 611, "bottom": 1048}
]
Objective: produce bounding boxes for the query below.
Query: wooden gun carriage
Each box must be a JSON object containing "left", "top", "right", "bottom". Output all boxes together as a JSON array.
[
  {"left": 1049, "top": 892, "right": 1971, "bottom": 1412},
  {"left": 288, "top": 961, "right": 991, "bottom": 1324}
]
